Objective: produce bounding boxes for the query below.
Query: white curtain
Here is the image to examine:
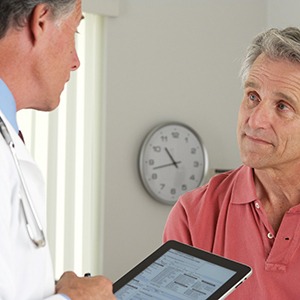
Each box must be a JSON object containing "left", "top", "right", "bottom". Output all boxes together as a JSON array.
[{"left": 17, "top": 13, "right": 104, "bottom": 279}]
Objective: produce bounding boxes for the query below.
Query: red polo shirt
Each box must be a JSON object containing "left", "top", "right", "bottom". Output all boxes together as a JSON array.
[{"left": 163, "top": 165, "right": 300, "bottom": 299}]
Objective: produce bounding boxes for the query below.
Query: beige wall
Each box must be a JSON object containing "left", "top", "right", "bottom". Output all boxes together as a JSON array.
[
  {"left": 99, "top": 0, "right": 266, "bottom": 281},
  {"left": 267, "top": 0, "right": 300, "bottom": 27},
  {"left": 81, "top": 0, "right": 300, "bottom": 283}
]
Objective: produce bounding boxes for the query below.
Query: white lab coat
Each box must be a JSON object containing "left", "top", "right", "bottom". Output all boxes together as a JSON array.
[{"left": 0, "top": 111, "right": 64, "bottom": 300}]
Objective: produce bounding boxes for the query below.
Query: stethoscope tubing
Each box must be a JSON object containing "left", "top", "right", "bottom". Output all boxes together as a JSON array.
[{"left": 0, "top": 116, "right": 45, "bottom": 248}]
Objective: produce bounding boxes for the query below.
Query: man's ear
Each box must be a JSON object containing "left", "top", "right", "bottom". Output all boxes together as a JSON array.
[{"left": 29, "top": 4, "right": 52, "bottom": 42}]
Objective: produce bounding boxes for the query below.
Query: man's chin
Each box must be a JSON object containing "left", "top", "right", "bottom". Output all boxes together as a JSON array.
[{"left": 41, "top": 98, "right": 61, "bottom": 112}]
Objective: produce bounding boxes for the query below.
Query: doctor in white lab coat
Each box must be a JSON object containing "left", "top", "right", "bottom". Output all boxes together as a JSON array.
[{"left": 0, "top": 0, "right": 115, "bottom": 299}]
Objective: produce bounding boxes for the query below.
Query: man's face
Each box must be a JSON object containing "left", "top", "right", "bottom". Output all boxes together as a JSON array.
[
  {"left": 237, "top": 54, "right": 300, "bottom": 172},
  {"left": 33, "top": 0, "right": 83, "bottom": 111}
]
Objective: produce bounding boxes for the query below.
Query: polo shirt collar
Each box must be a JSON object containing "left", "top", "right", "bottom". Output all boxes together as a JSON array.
[{"left": 232, "top": 165, "right": 257, "bottom": 204}]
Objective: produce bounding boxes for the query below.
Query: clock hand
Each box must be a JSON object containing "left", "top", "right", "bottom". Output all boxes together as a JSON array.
[
  {"left": 165, "top": 147, "right": 179, "bottom": 168},
  {"left": 153, "top": 161, "right": 182, "bottom": 170}
]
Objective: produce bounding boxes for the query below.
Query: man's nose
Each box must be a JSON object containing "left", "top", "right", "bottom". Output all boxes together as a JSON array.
[{"left": 248, "top": 101, "right": 271, "bottom": 129}]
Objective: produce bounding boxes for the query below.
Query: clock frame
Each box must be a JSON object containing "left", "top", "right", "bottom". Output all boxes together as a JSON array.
[{"left": 138, "top": 122, "right": 208, "bottom": 205}]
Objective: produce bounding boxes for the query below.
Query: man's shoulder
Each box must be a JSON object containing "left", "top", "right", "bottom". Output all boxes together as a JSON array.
[
  {"left": 207, "top": 165, "right": 248, "bottom": 187},
  {"left": 179, "top": 165, "right": 252, "bottom": 207}
]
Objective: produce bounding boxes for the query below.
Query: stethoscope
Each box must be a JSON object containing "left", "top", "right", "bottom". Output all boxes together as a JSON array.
[{"left": 0, "top": 116, "right": 46, "bottom": 248}]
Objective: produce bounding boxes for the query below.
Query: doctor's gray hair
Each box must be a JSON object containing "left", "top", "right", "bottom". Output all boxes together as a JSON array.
[
  {"left": 240, "top": 27, "right": 300, "bottom": 85},
  {"left": 0, "top": 0, "right": 77, "bottom": 39}
]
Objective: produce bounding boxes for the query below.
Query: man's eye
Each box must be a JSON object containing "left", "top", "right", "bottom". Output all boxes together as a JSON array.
[
  {"left": 249, "top": 93, "right": 258, "bottom": 101},
  {"left": 277, "top": 102, "right": 288, "bottom": 111}
]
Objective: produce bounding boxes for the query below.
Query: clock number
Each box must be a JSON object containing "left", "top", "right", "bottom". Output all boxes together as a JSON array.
[
  {"left": 153, "top": 146, "right": 161, "bottom": 152},
  {"left": 190, "top": 175, "right": 195, "bottom": 180},
  {"left": 191, "top": 148, "right": 196, "bottom": 154},
  {"left": 194, "top": 161, "right": 199, "bottom": 168},
  {"left": 149, "top": 159, "right": 155, "bottom": 166},
  {"left": 185, "top": 137, "right": 189, "bottom": 143},
  {"left": 152, "top": 173, "right": 158, "bottom": 180},
  {"left": 170, "top": 188, "right": 176, "bottom": 195},
  {"left": 161, "top": 136, "right": 168, "bottom": 142},
  {"left": 181, "top": 184, "right": 187, "bottom": 191},
  {"left": 160, "top": 184, "right": 165, "bottom": 190},
  {"left": 172, "top": 132, "right": 179, "bottom": 139}
]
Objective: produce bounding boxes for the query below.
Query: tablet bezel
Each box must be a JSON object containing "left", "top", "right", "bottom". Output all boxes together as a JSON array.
[{"left": 113, "top": 240, "right": 252, "bottom": 299}]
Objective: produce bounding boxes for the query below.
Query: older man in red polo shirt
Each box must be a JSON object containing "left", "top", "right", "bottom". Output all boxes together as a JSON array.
[{"left": 164, "top": 27, "right": 300, "bottom": 299}]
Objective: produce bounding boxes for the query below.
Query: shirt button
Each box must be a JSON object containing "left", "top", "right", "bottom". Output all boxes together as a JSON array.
[
  {"left": 267, "top": 232, "right": 274, "bottom": 239},
  {"left": 255, "top": 202, "right": 260, "bottom": 209}
]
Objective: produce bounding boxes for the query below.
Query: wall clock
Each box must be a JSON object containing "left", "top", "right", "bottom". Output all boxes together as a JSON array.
[{"left": 138, "top": 122, "right": 208, "bottom": 205}]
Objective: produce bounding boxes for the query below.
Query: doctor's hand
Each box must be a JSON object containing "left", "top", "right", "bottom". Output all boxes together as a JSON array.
[{"left": 56, "top": 271, "right": 116, "bottom": 300}]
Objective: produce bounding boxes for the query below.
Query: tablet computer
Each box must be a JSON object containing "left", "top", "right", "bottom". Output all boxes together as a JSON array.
[{"left": 113, "top": 240, "right": 252, "bottom": 300}]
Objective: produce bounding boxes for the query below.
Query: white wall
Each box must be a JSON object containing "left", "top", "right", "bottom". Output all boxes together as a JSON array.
[
  {"left": 267, "top": 0, "right": 300, "bottom": 28},
  {"left": 100, "top": 0, "right": 267, "bottom": 281},
  {"left": 80, "top": 0, "right": 300, "bottom": 281}
]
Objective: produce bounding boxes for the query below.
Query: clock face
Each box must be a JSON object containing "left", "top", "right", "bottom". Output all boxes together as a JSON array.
[{"left": 139, "top": 122, "right": 208, "bottom": 205}]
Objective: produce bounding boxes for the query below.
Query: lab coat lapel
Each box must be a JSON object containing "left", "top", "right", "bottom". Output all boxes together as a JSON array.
[{"left": 0, "top": 111, "right": 35, "bottom": 164}]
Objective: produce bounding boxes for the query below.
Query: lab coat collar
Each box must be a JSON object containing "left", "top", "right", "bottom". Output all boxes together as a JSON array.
[{"left": 0, "top": 111, "right": 35, "bottom": 164}]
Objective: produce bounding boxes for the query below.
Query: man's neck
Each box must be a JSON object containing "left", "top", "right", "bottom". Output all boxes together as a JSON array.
[{"left": 254, "top": 167, "right": 300, "bottom": 232}]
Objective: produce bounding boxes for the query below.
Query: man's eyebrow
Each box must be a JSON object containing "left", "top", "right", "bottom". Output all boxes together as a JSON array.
[
  {"left": 244, "top": 81, "right": 259, "bottom": 89},
  {"left": 244, "top": 81, "right": 297, "bottom": 105},
  {"left": 275, "top": 91, "right": 297, "bottom": 105}
]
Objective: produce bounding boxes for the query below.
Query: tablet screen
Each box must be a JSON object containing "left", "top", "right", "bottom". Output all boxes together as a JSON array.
[
  {"left": 115, "top": 248, "right": 235, "bottom": 299},
  {"left": 114, "top": 241, "right": 252, "bottom": 300}
]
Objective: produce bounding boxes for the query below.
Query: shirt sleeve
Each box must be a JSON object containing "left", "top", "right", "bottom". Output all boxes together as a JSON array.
[{"left": 163, "top": 196, "right": 193, "bottom": 244}]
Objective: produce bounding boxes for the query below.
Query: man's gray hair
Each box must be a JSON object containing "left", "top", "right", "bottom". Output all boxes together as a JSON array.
[
  {"left": 0, "top": 0, "right": 77, "bottom": 39},
  {"left": 240, "top": 27, "right": 300, "bottom": 84}
]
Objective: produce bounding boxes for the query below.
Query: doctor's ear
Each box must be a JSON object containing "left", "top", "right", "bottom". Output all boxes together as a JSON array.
[{"left": 29, "top": 4, "right": 52, "bottom": 42}]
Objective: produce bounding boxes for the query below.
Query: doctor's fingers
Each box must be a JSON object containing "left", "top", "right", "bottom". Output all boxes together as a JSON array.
[{"left": 56, "top": 271, "right": 116, "bottom": 300}]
